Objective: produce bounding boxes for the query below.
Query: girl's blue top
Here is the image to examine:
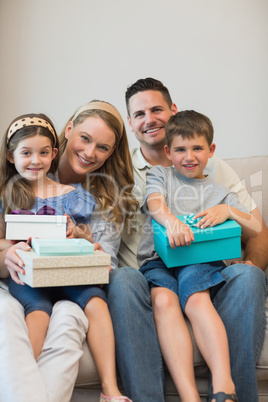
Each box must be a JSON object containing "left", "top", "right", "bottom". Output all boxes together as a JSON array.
[
  {"left": 0, "top": 183, "right": 95, "bottom": 225},
  {"left": 32, "top": 183, "right": 95, "bottom": 224}
]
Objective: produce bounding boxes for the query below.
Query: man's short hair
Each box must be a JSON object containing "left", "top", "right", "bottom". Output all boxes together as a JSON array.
[{"left": 125, "top": 77, "right": 173, "bottom": 115}]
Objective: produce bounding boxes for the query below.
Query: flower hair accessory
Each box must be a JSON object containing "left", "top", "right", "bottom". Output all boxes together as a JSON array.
[{"left": 7, "top": 117, "right": 57, "bottom": 145}]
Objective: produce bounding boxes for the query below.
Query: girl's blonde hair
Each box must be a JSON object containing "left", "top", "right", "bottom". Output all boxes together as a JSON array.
[
  {"left": 59, "top": 101, "right": 138, "bottom": 231},
  {"left": 0, "top": 113, "right": 59, "bottom": 214}
]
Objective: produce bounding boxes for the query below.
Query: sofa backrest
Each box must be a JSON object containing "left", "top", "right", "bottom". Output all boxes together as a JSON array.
[
  {"left": 224, "top": 155, "right": 268, "bottom": 271},
  {"left": 224, "top": 156, "right": 268, "bottom": 227}
]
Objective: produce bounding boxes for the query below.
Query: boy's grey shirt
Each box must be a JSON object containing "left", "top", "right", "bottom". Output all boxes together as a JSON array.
[{"left": 137, "top": 165, "right": 247, "bottom": 268}]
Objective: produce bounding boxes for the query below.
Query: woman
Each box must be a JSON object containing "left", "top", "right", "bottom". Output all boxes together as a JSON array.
[{"left": 0, "top": 100, "right": 164, "bottom": 402}]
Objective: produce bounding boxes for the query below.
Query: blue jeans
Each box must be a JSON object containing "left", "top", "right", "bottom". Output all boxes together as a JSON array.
[
  {"left": 108, "top": 265, "right": 267, "bottom": 402},
  {"left": 107, "top": 267, "right": 165, "bottom": 402},
  {"left": 212, "top": 263, "right": 267, "bottom": 402},
  {"left": 8, "top": 278, "right": 107, "bottom": 316}
]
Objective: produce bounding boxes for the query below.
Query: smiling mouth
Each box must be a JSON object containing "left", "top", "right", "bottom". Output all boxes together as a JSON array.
[
  {"left": 183, "top": 164, "right": 197, "bottom": 169},
  {"left": 143, "top": 127, "right": 163, "bottom": 134},
  {"left": 27, "top": 168, "right": 42, "bottom": 172},
  {"left": 77, "top": 154, "right": 93, "bottom": 165}
]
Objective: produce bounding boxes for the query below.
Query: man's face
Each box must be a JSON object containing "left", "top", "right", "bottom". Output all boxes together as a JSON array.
[{"left": 127, "top": 90, "right": 178, "bottom": 149}]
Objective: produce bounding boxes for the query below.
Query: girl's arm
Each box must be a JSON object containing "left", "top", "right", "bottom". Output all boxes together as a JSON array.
[
  {"left": 147, "top": 193, "right": 194, "bottom": 248},
  {"left": 0, "top": 242, "right": 31, "bottom": 283},
  {"left": 194, "top": 204, "right": 262, "bottom": 237},
  {"left": 0, "top": 214, "right": 32, "bottom": 283}
]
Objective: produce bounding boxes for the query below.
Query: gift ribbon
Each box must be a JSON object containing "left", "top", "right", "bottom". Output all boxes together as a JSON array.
[
  {"left": 184, "top": 214, "right": 201, "bottom": 226},
  {"left": 12, "top": 206, "right": 56, "bottom": 215}
]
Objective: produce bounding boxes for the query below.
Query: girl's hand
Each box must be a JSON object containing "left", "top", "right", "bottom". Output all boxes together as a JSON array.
[
  {"left": 65, "top": 214, "right": 93, "bottom": 242},
  {"left": 166, "top": 221, "right": 194, "bottom": 248},
  {"left": 194, "top": 205, "right": 230, "bottom": 229},
  {"left": 5, "top": 241, "right": 31, "bottom": 285},
  {"left": 65, "top": 214, "right": 76, "bottom": 238}
]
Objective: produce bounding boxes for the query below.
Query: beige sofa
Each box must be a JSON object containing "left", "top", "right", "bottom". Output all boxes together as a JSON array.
[{"left": 71, "top": 155, "right": 268, "bottom": 402}]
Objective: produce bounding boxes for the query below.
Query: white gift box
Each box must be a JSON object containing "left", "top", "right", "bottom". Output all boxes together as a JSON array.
[
  {"left": 15, "top": 249, "right": 111, "bottom": 287},
  {"left": 5, "top": 215, "right": 67, "bottom": 240}
]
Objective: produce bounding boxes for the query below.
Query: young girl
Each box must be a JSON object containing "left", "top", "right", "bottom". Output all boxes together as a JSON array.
[{"left": 0, "top": 112, "right": 132, "bottom": 402}]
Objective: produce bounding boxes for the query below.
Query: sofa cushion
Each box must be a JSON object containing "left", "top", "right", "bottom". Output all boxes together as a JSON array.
[{"left": 224, "top": 155, "right": 268, "bottom": 227}]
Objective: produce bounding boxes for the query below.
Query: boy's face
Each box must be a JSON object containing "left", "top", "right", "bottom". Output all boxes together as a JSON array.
[
  {"left": 127, "top": 90, "right": 178, "bottom": 150},
  {"left": 164, "top": 134, "right": 215, "bottom": 179}
]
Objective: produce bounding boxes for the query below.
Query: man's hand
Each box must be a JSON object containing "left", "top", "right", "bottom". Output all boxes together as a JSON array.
[{"left": 230, "top": 259, "right": 255, "bottom": 267}]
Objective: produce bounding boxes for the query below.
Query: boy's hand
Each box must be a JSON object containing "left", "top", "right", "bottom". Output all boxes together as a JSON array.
[
  {"left": 194, "top": 205, "right": 230, "bottom": 229},
  {"left": 166, "top": 221, "right": 194, "bottom": 248}
]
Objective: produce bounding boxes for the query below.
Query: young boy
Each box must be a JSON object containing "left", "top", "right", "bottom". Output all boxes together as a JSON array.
[{"left": 138, "top": 110, "right": 261, "bottom": 402}]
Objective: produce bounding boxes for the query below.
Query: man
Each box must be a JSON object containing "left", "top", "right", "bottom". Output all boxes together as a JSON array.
[{"left": 118, "top": 77, "right": 268, "bottom": 402}]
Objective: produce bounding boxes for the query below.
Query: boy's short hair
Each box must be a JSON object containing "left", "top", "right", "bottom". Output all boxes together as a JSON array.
[
  {"left": 165, "top": 110, "right": 214, "bottom": 148},
  {"left": 125, "top": 77, "right": 173, "bottom": 115}
]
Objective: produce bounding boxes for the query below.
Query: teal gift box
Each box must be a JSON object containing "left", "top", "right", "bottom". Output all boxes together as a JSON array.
[
  {"left": 32, "top": 238, "right": 94, "bottom": 256},
  {"left": 152, "top": 215, "right": 242, "bottom": 268}
]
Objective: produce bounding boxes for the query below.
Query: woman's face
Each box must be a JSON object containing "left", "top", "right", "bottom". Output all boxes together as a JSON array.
[{"left": 64, "top": 116, "right": 116, "bottom": 176}]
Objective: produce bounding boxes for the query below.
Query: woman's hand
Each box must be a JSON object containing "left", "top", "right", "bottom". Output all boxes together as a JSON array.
[
  {"left": 5, "top": 241, "right": 31, "bottom": 285},
  {"left": 94, "top": 242, "right": 104, "bottom": 252}
]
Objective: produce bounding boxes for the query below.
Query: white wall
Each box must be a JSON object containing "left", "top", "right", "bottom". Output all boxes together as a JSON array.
[{"left": 1, "top": 0, "right": 267, "bottom": 159}]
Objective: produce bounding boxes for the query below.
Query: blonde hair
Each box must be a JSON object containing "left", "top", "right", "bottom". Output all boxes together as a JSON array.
[
  {"left": 0, "top": 113, "right": 59, "bottom": 214},
  {"left": 59, "top": 100, "right": 138, "bottom": 231}
]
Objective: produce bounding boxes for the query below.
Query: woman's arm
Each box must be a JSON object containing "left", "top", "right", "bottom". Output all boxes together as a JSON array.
[{"left": 90, "top": 211, "right": 121, "bottom": 269}]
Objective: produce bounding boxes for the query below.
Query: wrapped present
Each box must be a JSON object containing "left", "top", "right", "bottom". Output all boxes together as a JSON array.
[
  {"left": 152, "top": 215, "right": 241, "bottom": 268},
  {"left": 15, "top": 249, "right": 110, "bottom": 287},
  {"left": 5, "top": 214, "right": 67, "bottom": 240},
  {"left": 32, "top": 238, "right": 94, "bottom": 256}
]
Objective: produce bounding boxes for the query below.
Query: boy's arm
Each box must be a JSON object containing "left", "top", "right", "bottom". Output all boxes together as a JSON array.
[
  {"left": 147, "top": 193, "right": 194, "bottom": 248},
  {"left": 194, "top": 204, "right": 261, "bottom": 238}
]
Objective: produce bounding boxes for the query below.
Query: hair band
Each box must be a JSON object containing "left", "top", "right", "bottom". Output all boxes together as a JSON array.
[
  {"left": 72, "top": 101, "right": 124, "bottom": 133},
  {"left": 7, "top": 117, "right": 57, "bottom": 145}
]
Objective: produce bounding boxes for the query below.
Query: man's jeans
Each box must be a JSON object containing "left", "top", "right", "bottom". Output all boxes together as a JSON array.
[
  {"left": 109, "top": 264, "right": 267, "bottom": 402},
  {"left": 213, "top": 263, "right": 267, "bottom": 402},
  {"left": 108, "top": 267, "right": 165, "bottom": 402}
]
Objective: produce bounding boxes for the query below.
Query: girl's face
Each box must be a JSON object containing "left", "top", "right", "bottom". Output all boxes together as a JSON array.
[
  {"left": 64, "top": 116, "right": 116, "bottom": 177},
  {"left": 165, "top": 134, "right": 215, "bottom": 179},
  {"left": 7, "top": 135, "right": 58, "bottom": 184}
]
